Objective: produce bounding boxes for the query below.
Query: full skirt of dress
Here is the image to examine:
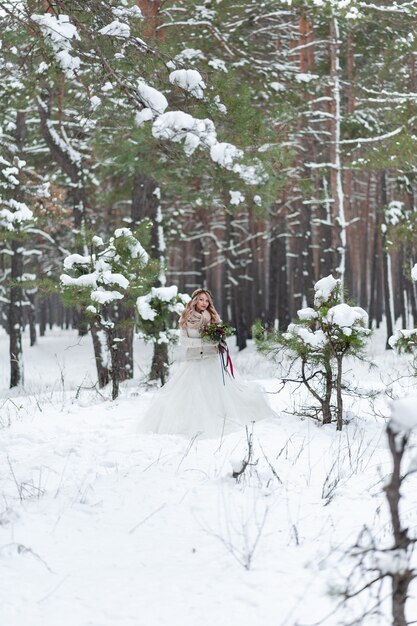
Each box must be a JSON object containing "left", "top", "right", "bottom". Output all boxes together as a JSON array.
[{"left": 139, "top": 354, "right": 276, "bottom": 439}]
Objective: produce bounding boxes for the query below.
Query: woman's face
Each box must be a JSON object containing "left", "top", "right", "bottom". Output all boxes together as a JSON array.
[{"left": 195, "top": 292, "right": 210, "bottom": 312}]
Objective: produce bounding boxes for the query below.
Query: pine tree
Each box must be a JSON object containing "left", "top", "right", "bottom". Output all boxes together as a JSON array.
[
  {"left": 60, "top": 226, "right": 156, "bottom": 399},
  {"left": 256, "top": 274, "right": 370, "bottom": 429},
  {"left": 136, "top": 285, "right": 189, "bottom": 385}
]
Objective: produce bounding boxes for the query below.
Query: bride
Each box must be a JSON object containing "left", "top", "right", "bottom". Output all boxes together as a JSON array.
[{"left": 139, "top": 288, "right": 277, "bottom": 439}]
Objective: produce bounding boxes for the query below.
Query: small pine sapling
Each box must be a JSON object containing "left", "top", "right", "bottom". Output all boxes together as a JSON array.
[
  {"left": 255, "top": 275, "right": 370, "bottom": 429},
  {"left": 136, "top": 285, "right": 189, "bottom": 385},
  {"left": 60, "top": 226, "right": 156, "bottom": 399}
]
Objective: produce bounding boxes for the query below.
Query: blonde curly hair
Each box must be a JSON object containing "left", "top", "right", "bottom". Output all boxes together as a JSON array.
[{"left": 179, "top": 288, "right": 221, "bottom": 329}]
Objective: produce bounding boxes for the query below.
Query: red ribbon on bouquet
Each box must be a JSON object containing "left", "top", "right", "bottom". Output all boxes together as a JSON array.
[{"left": 219, "top": 339, "right": 235, "bottom": 383}]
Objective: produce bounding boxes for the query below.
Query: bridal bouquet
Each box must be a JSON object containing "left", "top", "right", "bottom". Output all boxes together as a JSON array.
[
  {"left": 200, "top": 322, "right": 235, "bottom": 344},
  {"left": 201, "top": 322, "right": 236, "bottom": 380}
]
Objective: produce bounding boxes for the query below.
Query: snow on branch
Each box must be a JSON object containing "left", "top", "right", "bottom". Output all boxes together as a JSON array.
[
  {"left": 358, "top": 1, "right": 417, "bottom": 14},
  {"left": 169, "top": 69, "right": 206, "bottom": 99},
  {"left": 136, "top": 78, "right": 168, "bottom": 118},
  {"left": 278, "top": 0, "right": 362, "bottom": 19},
  {"left": 210, "top": 143, "right": 266, "bottom": 185},
  {"left": 0, "top": 157, "right": 33, "bottom": 231},
  {"left": 211, "top": 142, "right": 243, "bottom": 168},
  {"left": 111, "top": 5, "right": 143, "bottom": 20},
  {"left": 0, "top": 199, "right": 33, "bottom": 231},
  {"left": 324, "top": 303, "right": 368, "bottom": 336},
  {"left": 99, "top": 20, "right": 130, "bottom": 38},
  {"left": 339, "top": 127, "right": 404, "bottom": 145},
  {"left": 31, "top": 13, "right": 81, "bottom": 78},
  {"left": 135, "top": 78, "right": 249, "bottom": 177},
  {"left": 29, "top": 9, "right": 265, "bottom": 185},
  {"left": 60, "top": 228, "right": 149, "bottom": 311},
  {"left": 136, "top": 285, "right": 188, "bottom": 348},
  {"left": 152, "top": 111, "right": 216, "bottom": 156},
  {"left": 114, "top": 227, "right": 149, "bottom": 263},
  {"left": 44, "top": 116, "right": 82, "bottom": 167},
  {"left": 314, "top": 275, "right": 340, "bottom": 306}
]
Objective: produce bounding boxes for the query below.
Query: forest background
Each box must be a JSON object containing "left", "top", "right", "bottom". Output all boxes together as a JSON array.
[{"left": 1, "top": 0, "right": 417, "bottom": 388}]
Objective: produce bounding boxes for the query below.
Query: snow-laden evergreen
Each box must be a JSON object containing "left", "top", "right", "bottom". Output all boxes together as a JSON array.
[{"left": 257, "top": 276, "right": 371, "bottom": 430}]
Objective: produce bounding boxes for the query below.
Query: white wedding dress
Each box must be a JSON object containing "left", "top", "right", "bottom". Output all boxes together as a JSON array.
[{"left": 139, "top": 328, "right": 277, "bottom": 439}]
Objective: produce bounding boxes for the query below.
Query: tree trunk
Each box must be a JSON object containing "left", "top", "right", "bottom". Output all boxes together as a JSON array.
[
  {"left": 149, "top": 342, "right": 169, "bottom": 386},
  {"left": 132, "top": 173, "right": 166, "bottom": 382},
  {"left": 408, "top": 265, "right": 417, "bottom": 325},
  {"left": 385, "top": 425, "right": 414, "bottom": 626},
  {"left": 335, "top": 353, "right": 343, "bottom": 431},
  {"left": 90, "top": 323, "right": 110, "bottom": 388},
  {"left": 40, "top": 296, "right": 47, "bottom": 336},
  {"left": 26, "top": 291, "right": 37, "bottom": 346},
  {"left": 381, "top": 171, "right": 394, "bottom": 348},
  {"left": 232, "top": 284, "right": 247, "bottom": 351},
  {"left": 318, "top": 176, "right": 336, "bottom": 278},
  {"left": 107, "top": 326, "right": 120, "bottom": 401},
  {"left": 38, "top": 92, "right": 86, "bottom": 231},
  {"left": 117, "top": 323, "right": 135, "bottom": 382},
  {"left": 131, "top": 173, "right": 159, "bottom": 234},
  {"left": 360, "top": 175, "right": 372, "bottom": 308},
  {"left": 114, "top": 300, "right": 135, "bottom": 382},
  {"left": 267, "top": 226, "right": 279, "bottom": 329},
  {"left": 397, "top": 252, "right": 407, "bottom": 328},
  {"left": 9, "top": 110, "right": 26, "bottom": 387},
  {"left": 9, "top": 239, "right": 23, "bottom": 388},
  {"left": 301, "top": 358, "right": 333, "bottom": 425},
  {"left": 224, "top": 209, "right": 248, "bottom": 349},
  {"left": 329, "top": 16, "right": 346, "bottom": 287},
  {"left": 137, "top": 0, "right": 164, "bottom": 40},
  {"left": 368, "top": 177, "right": 379, "bottom": 328},
  {"left": 38, "top": 90, "right": 88, "bottom": 336},
  {"left": 322, "top": 359, "right": 333, "bottom": 425},
  {"left": 73, "top": 307, "right": 89, "bottom": 337}
]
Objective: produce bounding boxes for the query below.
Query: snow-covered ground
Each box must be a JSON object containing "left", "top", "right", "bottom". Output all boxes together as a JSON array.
[{"left": 1, "top": 327, "right": 417, "bottom": 626}]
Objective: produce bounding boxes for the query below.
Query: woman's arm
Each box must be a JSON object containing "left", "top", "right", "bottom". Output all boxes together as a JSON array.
[{"left": 179, "top": 328, "right": 203, "bottom": 348}]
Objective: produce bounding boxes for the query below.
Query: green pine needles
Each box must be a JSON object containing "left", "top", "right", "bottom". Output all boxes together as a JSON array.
[
  {"left": 60, "top": 225, "right": 157, "bottom": 399},
  {"left": 255, "top": 275, "right": 371, "bottom": 430},
  {"left": 136, "top": 285, "right": 189, "bottom": 386}
]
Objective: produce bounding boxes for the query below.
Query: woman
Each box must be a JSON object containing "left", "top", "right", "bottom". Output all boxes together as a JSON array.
[
  {"left": 178, "top": 289, "right": 221, "bottom": 361},
  {"left": 139, "top": 288, "right": 276, "bottom": 438}
]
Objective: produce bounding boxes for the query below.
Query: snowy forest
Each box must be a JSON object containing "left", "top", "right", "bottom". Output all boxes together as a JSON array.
[{"left": 2, "top": 2, "right": 417, "bottom": 626}]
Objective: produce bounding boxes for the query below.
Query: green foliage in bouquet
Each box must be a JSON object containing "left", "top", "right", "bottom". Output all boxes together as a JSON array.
[{"left": 201, "top": 322, "right": 235, "bottom": 343}]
